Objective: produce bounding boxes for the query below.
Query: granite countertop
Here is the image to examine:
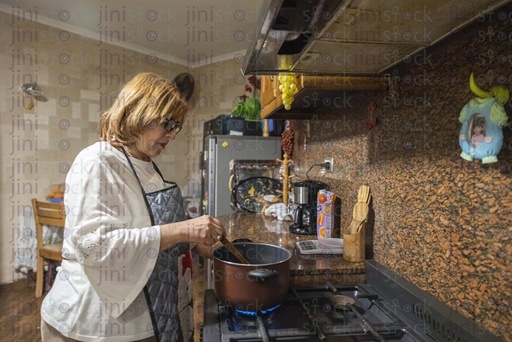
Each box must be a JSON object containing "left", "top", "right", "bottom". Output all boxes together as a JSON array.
[{"left": 217, "top": 213, "right": 365, "bottom": 284}]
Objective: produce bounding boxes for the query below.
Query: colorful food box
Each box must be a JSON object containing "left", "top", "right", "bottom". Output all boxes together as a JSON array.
[{"left": 317, "top": 190, "right": 336, "bottom": 239}]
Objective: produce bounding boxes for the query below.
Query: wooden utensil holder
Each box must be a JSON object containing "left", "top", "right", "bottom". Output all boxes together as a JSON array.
[{"left": 343, "top": 224, "right": 365, "bottom": 262}]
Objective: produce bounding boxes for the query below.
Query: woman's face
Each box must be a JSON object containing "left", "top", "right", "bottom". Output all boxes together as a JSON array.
[{"left": 135, "top": 121, "right": 179, "bottom": 159}]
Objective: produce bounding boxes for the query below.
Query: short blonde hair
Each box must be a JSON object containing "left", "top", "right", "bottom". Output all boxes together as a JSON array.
[{"left": 99, "top": 72, "right": 188, "bottom": 146}]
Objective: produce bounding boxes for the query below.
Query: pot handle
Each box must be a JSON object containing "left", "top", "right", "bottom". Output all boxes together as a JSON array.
[{"left": 248, "top": 269, "right": 279, "bottom": 283}]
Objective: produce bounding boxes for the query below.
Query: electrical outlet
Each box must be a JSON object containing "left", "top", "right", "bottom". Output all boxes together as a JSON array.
[{"left": 324, "top": 157, "right": 334, "bottom": 172}]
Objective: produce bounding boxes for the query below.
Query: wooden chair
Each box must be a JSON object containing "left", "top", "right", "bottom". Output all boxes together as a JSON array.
[{"left": 31, "top": 198, "right": 65, "bottom": 298}]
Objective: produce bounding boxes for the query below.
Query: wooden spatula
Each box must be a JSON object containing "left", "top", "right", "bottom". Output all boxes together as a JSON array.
[
  {"left": 351, "top": 203, "right": 368, "bottom": 234},
  {"left": 346, "top": 220, "right": 361, "bottom": 235},
  {"left": 353, "top": 201, "right": 369, "bottom": 222},
  {"left": 348, "top": 185, "right": 371, "bottom": 234},
  {"left": 357, "top": 185, "right": 370, "bottom": 204},
  {"left": 218, "top": 235, "right": 250, "bottom": 264}
]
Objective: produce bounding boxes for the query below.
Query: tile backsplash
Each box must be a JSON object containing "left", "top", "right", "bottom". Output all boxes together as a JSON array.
[{"left": 290, "top": 9, "right": 512, "bottom": 341}]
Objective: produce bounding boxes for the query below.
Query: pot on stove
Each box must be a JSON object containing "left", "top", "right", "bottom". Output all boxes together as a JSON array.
[{"left": 212, "top": 242, "right": 291, "bottom": 312}]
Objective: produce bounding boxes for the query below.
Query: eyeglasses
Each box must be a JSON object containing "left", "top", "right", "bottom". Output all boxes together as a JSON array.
[{"left": 163, "top": 119, "right": 182, "bottom": 134}]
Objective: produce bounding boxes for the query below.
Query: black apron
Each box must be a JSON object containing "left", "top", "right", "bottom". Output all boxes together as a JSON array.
[{"left": 123, "top": 151, "right": 192, "bottom": 342}]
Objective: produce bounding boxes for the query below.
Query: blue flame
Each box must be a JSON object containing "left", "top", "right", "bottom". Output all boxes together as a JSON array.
[{"left": 235, "top": 304, "right": 281, "bottom": 316}]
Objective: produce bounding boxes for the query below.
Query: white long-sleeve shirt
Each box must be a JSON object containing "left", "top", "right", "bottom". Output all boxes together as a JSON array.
[{"left": 41, "top": 141, "right": 170, "bottom": 341}]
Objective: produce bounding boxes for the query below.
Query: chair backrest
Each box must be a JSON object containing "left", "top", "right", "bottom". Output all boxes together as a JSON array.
[{"left": 31, "top": 198, "right": 66, "bottom": 250}]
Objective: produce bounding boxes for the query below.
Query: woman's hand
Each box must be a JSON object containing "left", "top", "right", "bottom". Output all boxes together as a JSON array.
[
  {"left": 181, "top": 215, "right": 225, "bottom": 245},
  {"left": 160, "top": 215, "right": 225, "bottom": 250},
  {"left": 192, "top": 242, "right": 222, "bottom": 260}
]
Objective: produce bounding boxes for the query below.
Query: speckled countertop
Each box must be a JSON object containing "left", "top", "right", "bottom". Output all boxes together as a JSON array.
[{"left": 217, "top": 213, "right": 365, "bottom": 286}]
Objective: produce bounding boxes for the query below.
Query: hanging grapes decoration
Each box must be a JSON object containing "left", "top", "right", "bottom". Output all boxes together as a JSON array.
[{"left": 278, "top": 74, "right": 298, "bottom": 110}]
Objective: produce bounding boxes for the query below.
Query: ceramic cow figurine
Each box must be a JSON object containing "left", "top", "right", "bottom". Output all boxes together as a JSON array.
[{"left": 459, "top": 73, "right": 510, "bottom": 163}]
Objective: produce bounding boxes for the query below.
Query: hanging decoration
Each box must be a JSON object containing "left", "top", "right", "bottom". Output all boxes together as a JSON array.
[
  {"left": 22, "top": 82, "right": 48, "bottom": 110},
  {"left": 281, "top": 120, "right": 294, "bottom": 157},
  {"left": 458, "top": 73, "right": 509, "bottom": 164},
  {"left": 278, "top": 74, "right": 298, "bottom": 110},
  {"left": 365, "top": 101, "right": 379, "bottom": 131},
  {"left": 278, "top": 120, "right": 295, "bottom": 205}
]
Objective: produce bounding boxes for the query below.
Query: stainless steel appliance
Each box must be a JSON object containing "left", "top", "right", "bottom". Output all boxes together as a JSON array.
[
  {"left": 242, "top": 0, "right": 509, "bottom": 76},
  {"left": 291, "top": 183, "right": 310, "bottom": 231},
  {"left": 201, "top": 260, "right": 502, "bottom": 342},
  {"left": 289, "top": 180, "right": 330, "bottom": 235},
  {"left": 201, "top": 135, "right": 281, "bottom": 217},
  {"left": 201, "top": 135, "right": 282, "bottom": 289}
]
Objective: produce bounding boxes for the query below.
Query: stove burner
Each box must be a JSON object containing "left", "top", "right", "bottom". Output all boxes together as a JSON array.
[
  {"left": 235, "top": 304, "right": 280, "bottom": 316},
  {"left": 324, "top": 294, "right": 366, "bottom": 319},
  {"left": 329, "top": 294, "right": 355, "bottom": 306},
  {"left": 328, "top": 303, "right": 365, "bottom": 315},
  {"left": 231, "top": 308, "right": 277, "bottom": 328}
]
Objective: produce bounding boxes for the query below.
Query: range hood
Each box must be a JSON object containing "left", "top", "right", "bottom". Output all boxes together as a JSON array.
[{"left": 243, "top": 0, "right": 512, "bottom": 76}]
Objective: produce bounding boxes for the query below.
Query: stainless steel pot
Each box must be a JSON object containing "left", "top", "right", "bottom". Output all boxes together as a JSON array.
[{"left": 212, "top": 242, "right": 292, "bottom": 311}]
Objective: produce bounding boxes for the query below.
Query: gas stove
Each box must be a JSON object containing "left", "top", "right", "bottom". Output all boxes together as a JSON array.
[
  {"left": 201, "top": 260, "right": 501, "bottom": 342},
  {"left": 202, "top": 286, "right": 416, "bottom": 341}
]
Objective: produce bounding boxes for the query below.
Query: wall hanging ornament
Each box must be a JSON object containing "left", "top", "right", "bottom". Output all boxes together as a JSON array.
[
  {"left": 365, "top": 101, "right": 379, "bottom": 131},
  {"left": 458, "top": 73, "right": 509, "bottom": 164},
  {"left": 22, "top": 82, "right": 48, "bottom": 110}
]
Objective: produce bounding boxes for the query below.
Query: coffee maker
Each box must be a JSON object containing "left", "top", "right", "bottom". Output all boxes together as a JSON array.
[{"left": 290, "top": 180, "right": 330, "bottom": 235}]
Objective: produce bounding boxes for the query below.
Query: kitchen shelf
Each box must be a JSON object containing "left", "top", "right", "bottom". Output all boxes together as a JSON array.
[{"left": 260, "top": 75, "right": 387, "bottom": 119}]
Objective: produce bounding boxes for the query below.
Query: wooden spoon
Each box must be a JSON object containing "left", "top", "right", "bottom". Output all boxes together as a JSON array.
[
  {"left": 347, "top": 218, "right": 366, "bottom": 235},
  {"left": 346, "top": 220, "right": 358, "bottom": 235},
  {"left": 218, "top": 235, "right": 250, "bottom": 264},
  {"left": 354, "top": 220, "right": 365, "bottom": 234},
  {"left": 349, "top": 186, "right": 371, "bottom": 234},
  {"left": 345, "top": 186, "right": 372, "bottom": 234},
  {"left": 353, "top": 202, "right": 369, "bottom": 222},
  {"left": 350, "top": 203, "right": 368, "bottom": 234}
]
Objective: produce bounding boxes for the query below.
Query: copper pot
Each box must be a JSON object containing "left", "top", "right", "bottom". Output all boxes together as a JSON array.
[{"left": 212, "top": 242, "right": 291, "bottom": 312}]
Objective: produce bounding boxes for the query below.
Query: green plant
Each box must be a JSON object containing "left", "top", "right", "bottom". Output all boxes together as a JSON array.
[{"left": 231, "top": 76, "right": 261, "bottom": 121}]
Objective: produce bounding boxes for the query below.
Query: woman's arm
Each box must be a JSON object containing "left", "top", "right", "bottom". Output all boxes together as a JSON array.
[{"left": 65, "top": 148, "right": 162, "bottom": 318}]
